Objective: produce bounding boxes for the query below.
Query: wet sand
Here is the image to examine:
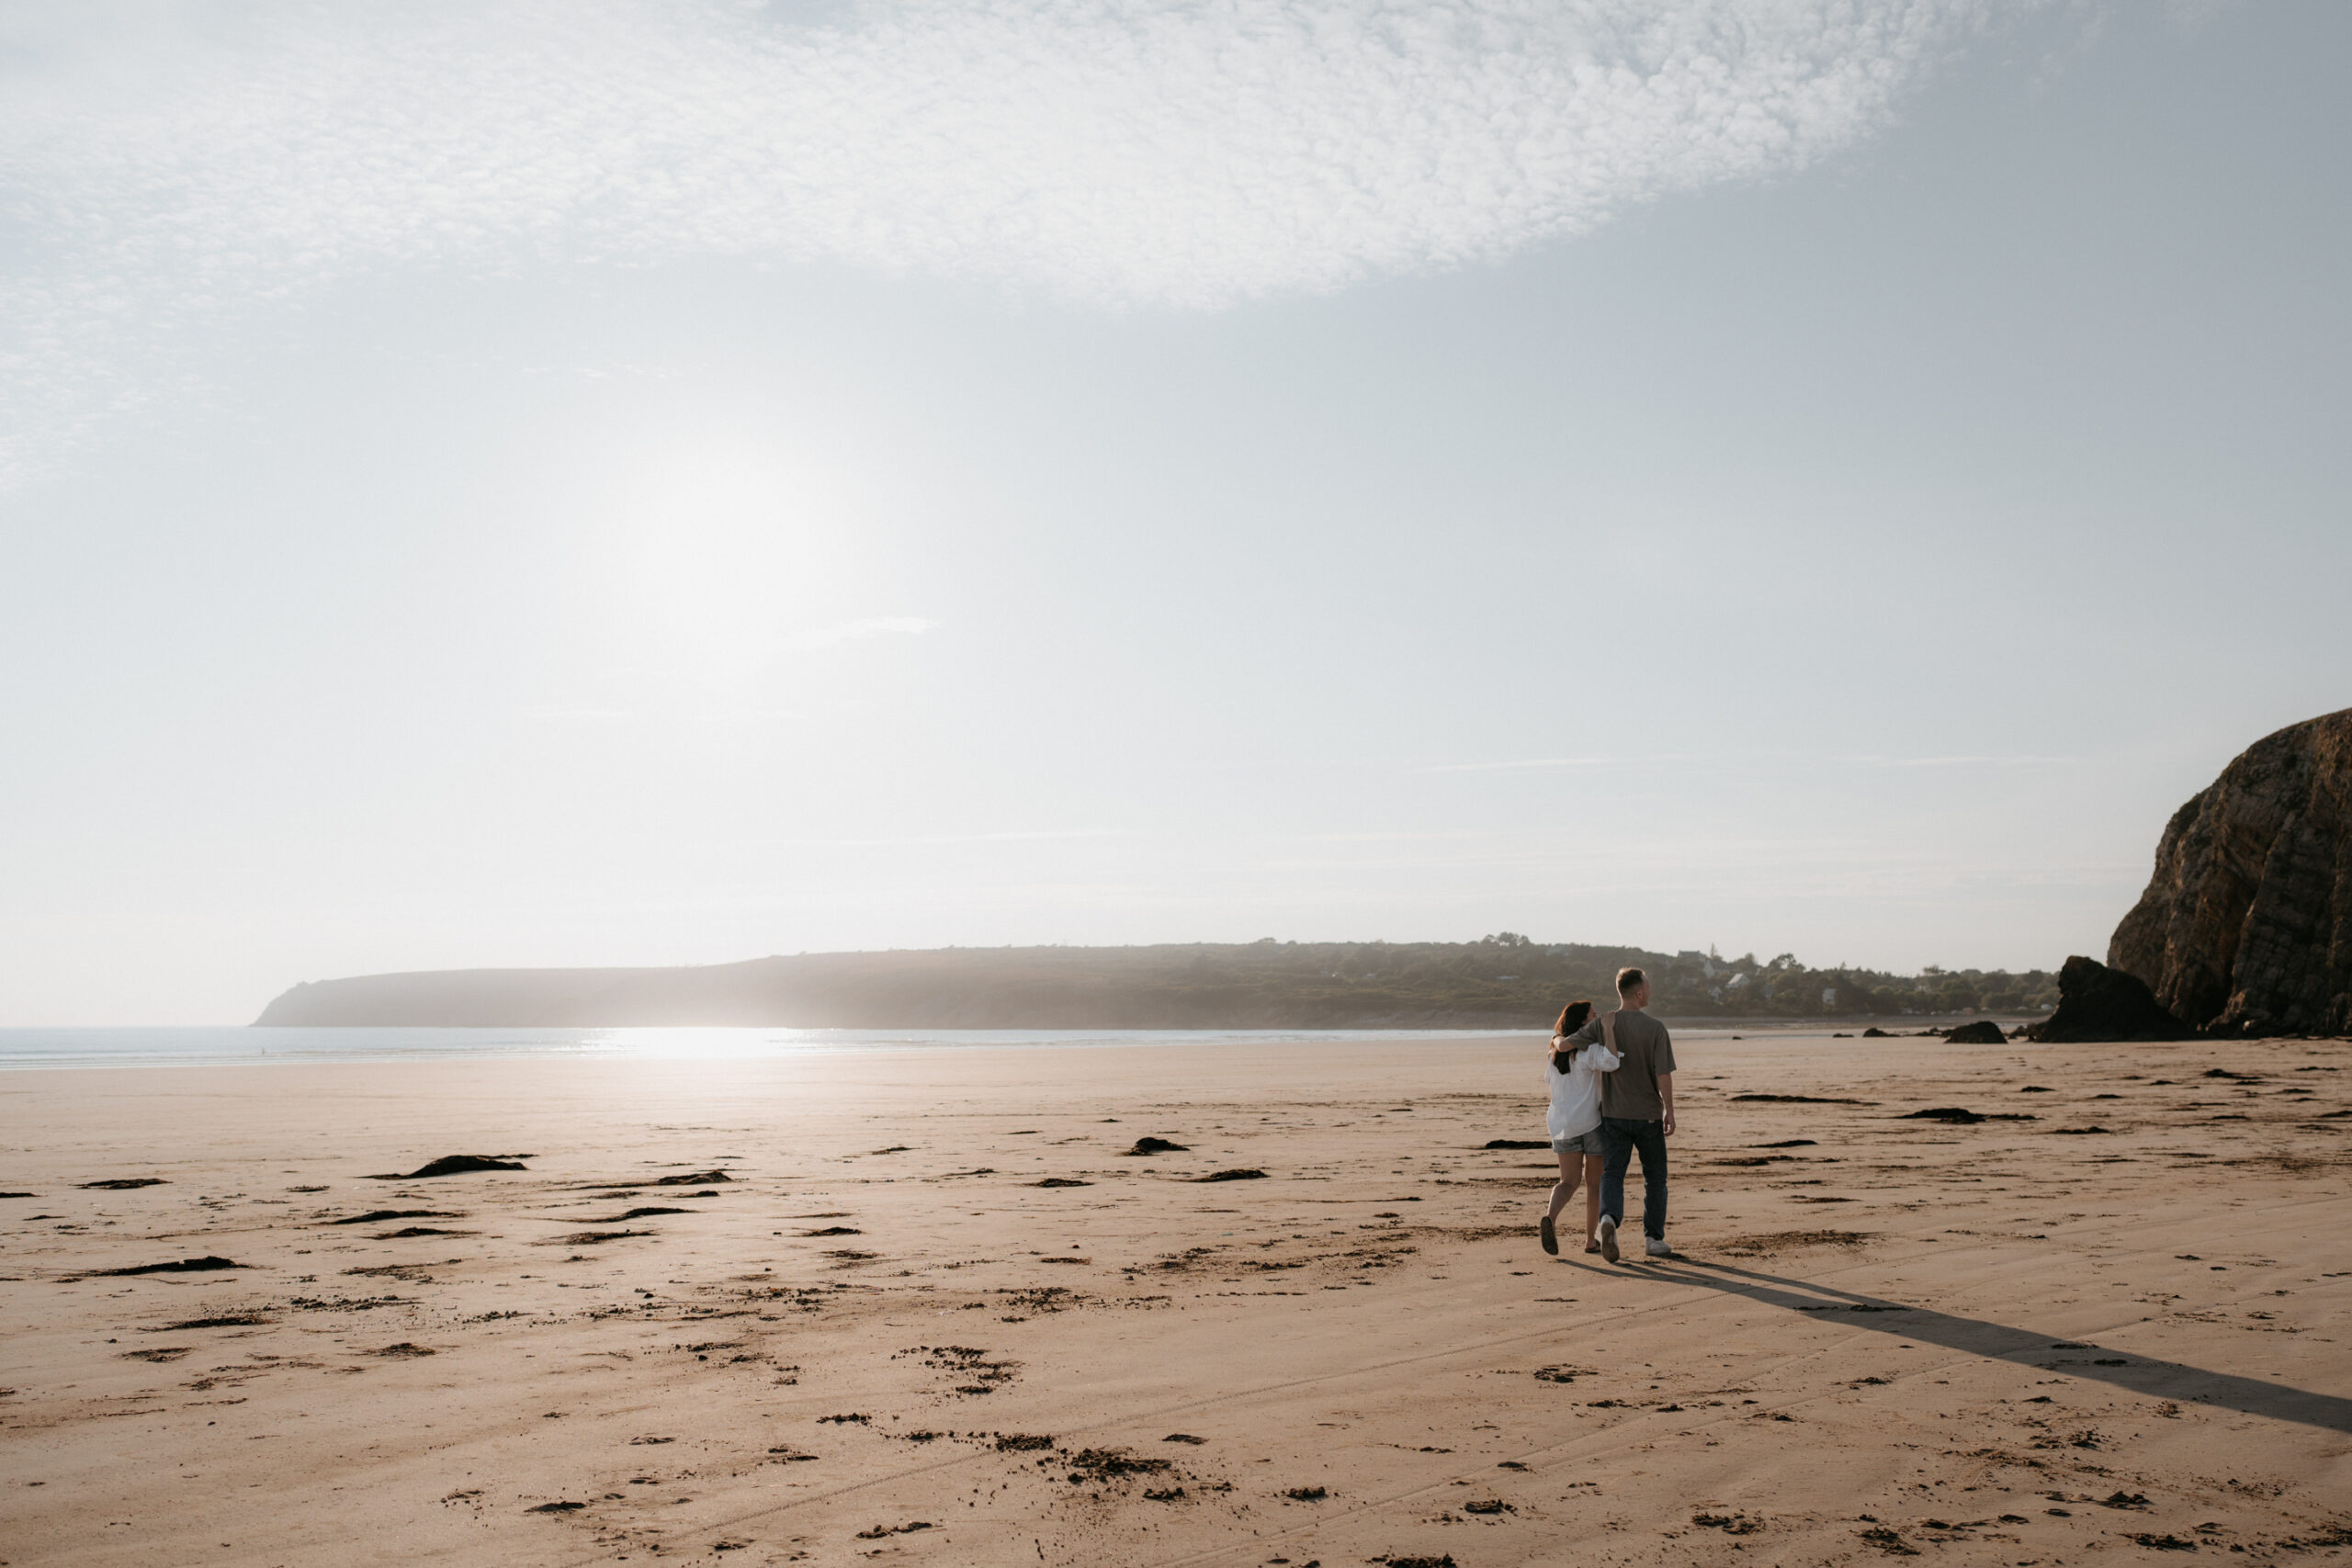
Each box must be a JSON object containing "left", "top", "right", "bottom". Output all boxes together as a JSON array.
[{"left": 4, "top": 1032, "right": 2350, "bottom": 1566}]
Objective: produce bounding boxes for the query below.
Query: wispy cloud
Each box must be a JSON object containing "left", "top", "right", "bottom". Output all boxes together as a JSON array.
[
  {"left": 761, "top": 829, "right": 1127, "bottom": 849},
  {"left": 1422, "top": 754, "right": 1717, "bottom": 773},
  {"left": 1424, "top": 750, "right": 2075, "bottom": 773},
  {"left": 792, "top": 616, "right": 940, "bottom": 649},
  {"left": 2, "top": 0, "right": 2030, "bottom": 480}
]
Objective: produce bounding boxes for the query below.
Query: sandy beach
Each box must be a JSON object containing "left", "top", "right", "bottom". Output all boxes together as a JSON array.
[{"left": 5, "top": 1032, "right": 2350, "bottom": 1567}]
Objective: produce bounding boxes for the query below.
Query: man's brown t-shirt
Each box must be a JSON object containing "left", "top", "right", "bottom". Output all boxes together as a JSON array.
[{"left": 1566, "top": 1009, "right": 1677, "bottom": 1120}]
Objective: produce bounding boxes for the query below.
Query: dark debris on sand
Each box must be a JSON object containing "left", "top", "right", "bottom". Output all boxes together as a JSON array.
[
  {"left": 1693, "top": 1511, "right": 1764, "bottom": 1533},
  {"left": 374, "top": 1155, "right": 529, "bottom": 1179},
  {"left": 155, "top": 1313, "right": 274, "bottom": 1330},
  {"left": 1063, "top": 1447, "right": 1171, "bottom": 1482},
  {"left": 91, "top": 1256, "right": 243, "bottom": 1277},
  {"left": 1900, "top": 1107, "right": 2038, "bottom": 1124},
  {"left": 80, "top": 1178, "right": 168, "bottom": 1190},
  {"left": 1125, "top": 1136, "right": 1189, "bottom": 1156},
  {"left": 1192, "top": 1168, "right": 1268, "bottom": 1182},
  {"left": 327, "top": 1209, "right": 459, "bottom": 1226},
  {"left": 289, "top": 1293, "right": 412, "bottom": 1312}
]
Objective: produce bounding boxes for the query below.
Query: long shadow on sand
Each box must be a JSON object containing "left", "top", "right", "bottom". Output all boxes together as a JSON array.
[{"left": 1618, "top": 1254, "right": 2352, "bottom": 1436}]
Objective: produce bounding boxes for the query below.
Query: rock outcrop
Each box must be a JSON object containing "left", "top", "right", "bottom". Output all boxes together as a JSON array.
[
  {"left": 2109, "top": 707, "right": 2352, "bottom": 1036},
  {"left": 2027, "top": 955, "right": 2194, "bottom": 1043}
]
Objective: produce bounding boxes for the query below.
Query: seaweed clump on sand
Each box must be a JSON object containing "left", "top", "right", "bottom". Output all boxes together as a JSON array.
[
  {"left": 92, "top": 1256, "right": 243, "bottom": 1277},
  {"left": 376, "top": 1155, "right": 530, "bottom": 1179},
  {"left": 156, "top": 1312, "right": 275, "bottom": 1330},
  {"left": 1061, "top": 1447, "right": 1171, "bottom": 1483}
]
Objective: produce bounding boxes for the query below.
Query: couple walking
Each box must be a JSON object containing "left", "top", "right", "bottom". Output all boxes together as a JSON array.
[{"left": 1541, "top": 965, "right": 1677, "bottom": 1262}]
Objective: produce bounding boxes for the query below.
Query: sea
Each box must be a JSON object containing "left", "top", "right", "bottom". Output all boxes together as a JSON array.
[{"left": 0, "top": 1025, "right": 1528, "bottom": 1072}]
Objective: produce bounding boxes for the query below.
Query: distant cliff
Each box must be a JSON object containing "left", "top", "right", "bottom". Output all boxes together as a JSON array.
[
  {"left": 252, "top": 943, "right": 1648, "bottom": 1029},
  {"left": 2109, "top": 706, "right": 2352, "bottom": 1036},
  {"left": 253, "top": 940, "right": 2055, "bottom": 1028}
]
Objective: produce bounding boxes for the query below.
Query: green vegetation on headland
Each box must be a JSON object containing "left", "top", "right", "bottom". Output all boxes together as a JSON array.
[{"left": 254, "top": 936, "right": 2055, "bottom": 1029}]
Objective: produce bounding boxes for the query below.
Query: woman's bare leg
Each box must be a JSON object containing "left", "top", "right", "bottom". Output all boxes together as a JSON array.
[
  {"left": 1582, "top": 1154, "right": 1606, "bottom": 1245},
  {"left": 1547, "top": 1147, "right": 1580, "bottom": 1222},
  {"left": 1541, "top": 1146, "right": 1579, "bottom": 1256}
]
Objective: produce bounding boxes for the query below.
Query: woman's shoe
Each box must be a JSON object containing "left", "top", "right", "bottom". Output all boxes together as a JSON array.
[
  {"left": 1583, "top": 1238, "right": 1601, "bottom": 1254},
  {"left": 1540, "top": 1214, "right": 1559, "bottom": 1256}
]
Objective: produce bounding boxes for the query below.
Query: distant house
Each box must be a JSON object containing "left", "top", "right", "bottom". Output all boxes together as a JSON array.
[
  {"left": 1677, "top": 949, "right": 1716, "bottom": 978},
  {"left": 1823, "top": 986, "right": 1840, "bottom": 1008}
]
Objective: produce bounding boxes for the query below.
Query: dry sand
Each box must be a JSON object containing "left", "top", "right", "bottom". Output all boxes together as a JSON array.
[{"left": 4, "top": 1032, "right": 2350, "bottom": 1567}]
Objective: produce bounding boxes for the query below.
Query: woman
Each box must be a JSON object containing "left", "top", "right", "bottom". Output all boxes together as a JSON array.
[{"left": 1543, "top": 998, "right": 1620, "bottom": 1257}]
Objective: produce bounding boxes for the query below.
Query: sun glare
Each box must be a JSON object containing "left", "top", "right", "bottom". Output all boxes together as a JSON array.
[{"left": 577, "top": 437, "right": 881, "bottom": 702}]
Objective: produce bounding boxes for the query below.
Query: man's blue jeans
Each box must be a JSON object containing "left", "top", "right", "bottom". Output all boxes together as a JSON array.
[{"left": 1599, "top": 1116, "right": 1668, "bottom": 1240}]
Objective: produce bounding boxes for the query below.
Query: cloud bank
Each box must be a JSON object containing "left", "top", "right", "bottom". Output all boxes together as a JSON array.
[{"left": 0, "top": 0, "right": 2019, "bottom": 479}]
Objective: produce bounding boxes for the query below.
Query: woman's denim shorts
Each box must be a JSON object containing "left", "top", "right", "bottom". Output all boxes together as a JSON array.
[{"left": 1553, "top": 1127, "right": 1607, "bottom": 1157}]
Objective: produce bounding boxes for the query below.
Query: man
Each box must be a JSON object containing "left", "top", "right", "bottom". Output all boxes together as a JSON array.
[{"left": 1561, "top": 965, "right": 1676, "bottom": 1261}]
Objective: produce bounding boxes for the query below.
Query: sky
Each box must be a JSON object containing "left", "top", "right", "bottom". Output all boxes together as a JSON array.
[{"left": 3, "top": 0, "right": 2347, "bottom": 1024}]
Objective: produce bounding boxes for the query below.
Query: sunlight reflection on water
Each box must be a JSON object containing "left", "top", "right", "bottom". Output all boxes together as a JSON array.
[{"left": 0, "top": 1025, "right": 1519, "bottom": 1071}]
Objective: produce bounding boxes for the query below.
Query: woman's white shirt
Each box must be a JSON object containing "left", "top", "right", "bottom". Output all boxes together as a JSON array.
[{"left": 1545, "top": 1034, "right": 1622, "bottom": 1142}]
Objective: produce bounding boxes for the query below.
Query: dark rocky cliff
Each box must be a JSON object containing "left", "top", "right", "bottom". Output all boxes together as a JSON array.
[{"left": 2109, "top": 707, "right": 2352, "bottom": 1036}]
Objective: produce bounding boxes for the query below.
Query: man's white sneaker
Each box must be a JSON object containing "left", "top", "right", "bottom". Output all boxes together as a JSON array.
[
  {"left": 1645, "top": 1236, "right": 1673, "bottom": 1258},
  {"left": 1597, "top": 1216, "right": 1619, "bottom": 1263}
]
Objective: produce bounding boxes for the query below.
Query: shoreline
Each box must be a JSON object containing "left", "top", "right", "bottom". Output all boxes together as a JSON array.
[{"left": 0, "top": 1016, "right": 2064, "bottom": 1075}]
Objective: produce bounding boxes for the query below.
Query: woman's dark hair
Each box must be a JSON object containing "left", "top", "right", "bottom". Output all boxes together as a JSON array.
[{"left": 1554, "top": 998, "right": 1594, "bottom": 1038}]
